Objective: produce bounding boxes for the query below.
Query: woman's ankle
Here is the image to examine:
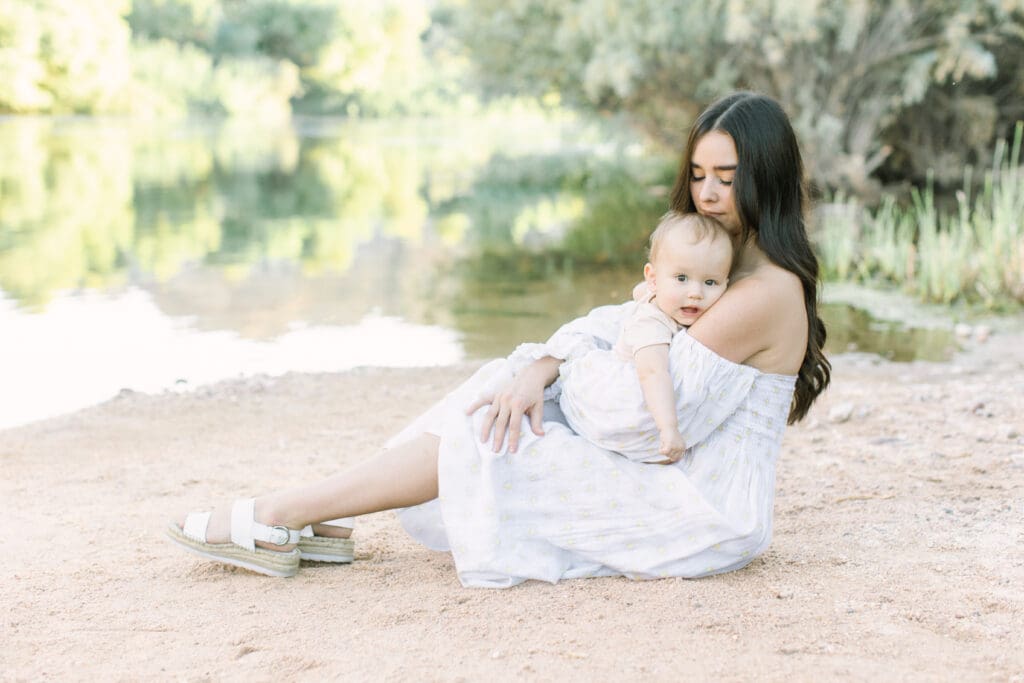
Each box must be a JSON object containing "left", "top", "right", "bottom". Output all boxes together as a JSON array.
[
  {"left": 311, "top": 522, "right": 352, "bottom": 539},
  {"left": 254, "top": 497, "right": 303, "bottom": 532}
]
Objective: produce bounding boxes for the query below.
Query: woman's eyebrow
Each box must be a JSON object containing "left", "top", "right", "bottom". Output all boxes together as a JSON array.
[{"left": 691, "top": 162, "right": 737, "bottom": 171}]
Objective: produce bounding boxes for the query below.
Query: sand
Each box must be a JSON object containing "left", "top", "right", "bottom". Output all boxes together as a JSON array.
[{"left": 2, "top": 333, "right": 1023, "bottom": 682}]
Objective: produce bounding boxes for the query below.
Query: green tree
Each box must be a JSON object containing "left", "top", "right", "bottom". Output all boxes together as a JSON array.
[
  {"left": 454, "top": 0, "right": 1024, "bottom": 194},
  {"left": 0, "top": 0, "right": 132, "bottom": 113}
]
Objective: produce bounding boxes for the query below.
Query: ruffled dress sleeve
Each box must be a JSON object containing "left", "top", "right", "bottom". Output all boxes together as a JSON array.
[{"left": 506, "top": 302, "right": 632, "bottom": 400}]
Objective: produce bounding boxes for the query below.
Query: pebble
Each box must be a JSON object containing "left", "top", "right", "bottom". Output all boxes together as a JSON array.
[
  {"left": 1003, "top": 426, "right": 1020, "bottom": 440},
  {"left": 829, "top": 402, "right": 855, "bottom": 423},
  {"left": 953, "top": 323, "right": 993, "bottom": 343},
  {"left": 1010, "top": 453, "right": 1024, "bottom": 468},
  {"left": 971, "top": 402, "right": 995, "bottom": 418}
]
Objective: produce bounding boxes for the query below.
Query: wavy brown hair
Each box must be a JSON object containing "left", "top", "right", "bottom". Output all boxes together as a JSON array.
[{"left": 669, "top": 92, "right": 831, "bottom": 423}]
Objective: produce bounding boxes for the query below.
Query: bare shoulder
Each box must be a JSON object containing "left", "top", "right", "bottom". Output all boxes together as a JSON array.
[
  {"left": 688, "top": 262, "right": 808, "bottom": 372},
  {"left": 742, "top": 261, "right": 805, "bottom": 301}
]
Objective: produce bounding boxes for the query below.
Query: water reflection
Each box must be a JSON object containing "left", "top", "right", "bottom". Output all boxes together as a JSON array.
[
  {"left": 1, "top": 116, "right": 646, "bottom": 308},
  {"left": 0, "top": 117, "right": 956, "bottom": 429},
  {"left": 821, "top": 302, "right": 956, "bottom": 362}
]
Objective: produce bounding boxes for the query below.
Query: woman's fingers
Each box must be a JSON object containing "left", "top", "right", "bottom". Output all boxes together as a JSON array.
[
  {"left": 506, "top": 413, "right": 522, "bottom": 453},
  {"left": 529, "top": 405, "right": 545, "bottom": 437},
  {"left": 468, "top": 387, "right": 545, "bottom": 454},
  {"left": 506, "top": 398, "right": 535, "bottom": 453},
  {"left": 465, "top": 394, "right": 493, "bottom": 415},
  {"left": 490, "top": 407, "right": 510, "bottom": 452},
  {"left": 478, "top": 402, "right": 499, "bottom": 443}
]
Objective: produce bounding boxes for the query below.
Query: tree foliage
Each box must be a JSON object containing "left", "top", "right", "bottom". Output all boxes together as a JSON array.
[
  {"left": 0, "top": 0, "right": 437, "bottom": 118},
  {"left": 0, "top": 0, "right": 131, "bottom": 113},
  {"left": 454, "top": 0, "right": 1024, "bottom": 193}
]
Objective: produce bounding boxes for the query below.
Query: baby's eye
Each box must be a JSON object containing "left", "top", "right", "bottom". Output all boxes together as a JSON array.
[
  {"left": 676, "top": 274, "right": 688, "bottom": 282},
  {"left": 704, "top": 279, "right": 719, "bottom": 286}
]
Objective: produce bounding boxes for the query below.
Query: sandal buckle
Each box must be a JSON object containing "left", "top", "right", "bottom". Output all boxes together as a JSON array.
[{"left": 267, "top": 525, "right": 291, "bottom": 546}]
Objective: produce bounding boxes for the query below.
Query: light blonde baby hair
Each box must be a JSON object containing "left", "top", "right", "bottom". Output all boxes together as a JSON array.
[{"left": 648, "top": 210, "right": 735, "bottom": 262}]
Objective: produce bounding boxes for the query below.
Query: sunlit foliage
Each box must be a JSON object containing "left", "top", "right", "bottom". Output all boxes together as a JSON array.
[
  {"left": 0, "top": 0, "right": 439, "bottom": 118},
  {"left": 455, "top": 0, "right": 1024, "bottom": 193}
]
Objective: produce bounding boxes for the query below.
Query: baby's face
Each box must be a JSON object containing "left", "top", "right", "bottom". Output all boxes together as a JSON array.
[{"left": 645, "top": 229, "right": 732, "bottom": 327}]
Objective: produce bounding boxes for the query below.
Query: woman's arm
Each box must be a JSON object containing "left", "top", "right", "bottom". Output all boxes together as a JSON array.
[{"left": 473, "top": 301, "right": 632, "bottom": 453}]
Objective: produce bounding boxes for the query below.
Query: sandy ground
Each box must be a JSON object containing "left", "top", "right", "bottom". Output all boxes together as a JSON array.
[{"left": 2, "top": 332, "right": 1023, "bottom": 682}]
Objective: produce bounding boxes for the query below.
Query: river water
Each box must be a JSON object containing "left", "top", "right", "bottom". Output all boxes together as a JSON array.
[{"left": 0, "top": 117, "right": 957, "bottom": 429}]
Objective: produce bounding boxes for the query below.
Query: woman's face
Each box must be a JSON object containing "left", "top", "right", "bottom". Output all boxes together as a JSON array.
[{"left": 689, "top": 131, "right": 741, "bottom": 235}]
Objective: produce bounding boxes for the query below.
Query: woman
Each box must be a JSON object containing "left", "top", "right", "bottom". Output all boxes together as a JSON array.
[{"left": 168, "top": 92, "right": 831, "bottom": 586}]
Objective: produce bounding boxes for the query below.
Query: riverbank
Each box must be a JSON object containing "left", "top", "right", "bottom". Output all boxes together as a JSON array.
[{"left": 2, "top": 333, "right": 1022, "bottom": 681}]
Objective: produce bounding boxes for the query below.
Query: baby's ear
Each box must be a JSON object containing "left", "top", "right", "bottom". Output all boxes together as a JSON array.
[{"left": 643, "top": 262, "right": 656, "bottom": 290}]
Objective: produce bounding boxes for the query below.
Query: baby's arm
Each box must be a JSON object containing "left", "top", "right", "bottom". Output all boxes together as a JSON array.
[{"left": 634, "top": 344, "right": 686, "bottom": 462}]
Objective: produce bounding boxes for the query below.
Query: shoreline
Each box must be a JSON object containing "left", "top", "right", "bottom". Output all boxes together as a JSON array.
[{"left": 3, "top": 337, "right": 1023, "bottom": 680}]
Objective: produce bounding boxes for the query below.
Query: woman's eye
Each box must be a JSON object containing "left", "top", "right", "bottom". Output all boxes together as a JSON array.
[
  {"left": 720, "top": 180, "right": 733, "bottom": 186},
  {"left": 690, "top": 176, "right": 705, "bottom": 182}
]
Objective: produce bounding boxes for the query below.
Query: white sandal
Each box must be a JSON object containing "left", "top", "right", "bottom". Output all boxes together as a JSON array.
[
  {"left": 298, "top": 518, "right": 355, "bottom": 563},
  {"left": 166, "top": 498, "right": 302, "bottom": 577}
]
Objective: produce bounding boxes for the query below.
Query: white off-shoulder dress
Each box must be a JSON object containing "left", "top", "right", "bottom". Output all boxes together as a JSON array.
[{"left": 394, "top": 302, "right": 796, "bottom": 588}]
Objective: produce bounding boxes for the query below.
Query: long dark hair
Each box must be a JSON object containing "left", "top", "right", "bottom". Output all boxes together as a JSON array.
[{"left": 669, "top": 92, "right": 830, "bottom": 423}]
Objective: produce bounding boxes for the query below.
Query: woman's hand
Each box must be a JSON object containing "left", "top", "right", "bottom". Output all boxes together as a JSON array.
[{"left": 466, "top": 356, "right": 562, "bottom": 454}]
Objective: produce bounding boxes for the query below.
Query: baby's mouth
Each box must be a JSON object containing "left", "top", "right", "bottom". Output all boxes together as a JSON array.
[{"left": 680, "top": 306, "right": 701, "bottom": 316}]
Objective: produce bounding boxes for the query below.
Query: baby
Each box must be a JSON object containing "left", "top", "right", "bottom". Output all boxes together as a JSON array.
[{"left": 557, "top": 211, "right": 734, "bottom": 464}]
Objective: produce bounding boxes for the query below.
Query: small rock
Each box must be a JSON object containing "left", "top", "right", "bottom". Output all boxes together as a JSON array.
[
  {"left": 954, "top": 323, "right": 973, "bottom": 338},
  {"left": 1003, "top": 426, "right": 1020, "bottom": 440},
  {"left": 829, "top": 402, "right": 855, "bottom": 423},
  {"left": 1010, "top": 453, "right": 1024, "bottom": 468},
  {"left": 971, "top": 402, "right": 994, "bottom": 418},
  {"left": 490, "top": 649, "right": 504, "bottom": 660},
  {"left": 973, "top": 325, "right": 991, "bottom": 342}
]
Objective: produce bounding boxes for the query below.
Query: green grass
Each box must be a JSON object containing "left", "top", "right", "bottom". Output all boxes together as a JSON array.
[{"left": 817, "top": 121, "right": 1024, "bottom": 308}]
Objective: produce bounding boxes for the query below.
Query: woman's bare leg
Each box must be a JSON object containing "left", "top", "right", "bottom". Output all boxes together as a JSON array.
[
  {"left": 261, "top": 433, "right": 440, "bottom": 529},
  {"left": 179, "top": 433, "right": 440, "bottom": 548}
]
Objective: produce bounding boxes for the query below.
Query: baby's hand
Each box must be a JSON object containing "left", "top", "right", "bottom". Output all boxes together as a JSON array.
[{"left": 658, "top": 430, "right": 687, "bottom": 463}]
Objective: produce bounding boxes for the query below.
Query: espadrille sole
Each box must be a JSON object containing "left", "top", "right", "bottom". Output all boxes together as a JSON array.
[
  {"left": 166, "top": 523, "right": 300, "bottom": 577},
  {"left": 298, "top": 535, "right": 355, "bottom": 563}
]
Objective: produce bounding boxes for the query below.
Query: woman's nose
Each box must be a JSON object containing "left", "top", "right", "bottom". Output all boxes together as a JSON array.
[{"left": 698, "top": 178, "right": 716, "bottom": 203}]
